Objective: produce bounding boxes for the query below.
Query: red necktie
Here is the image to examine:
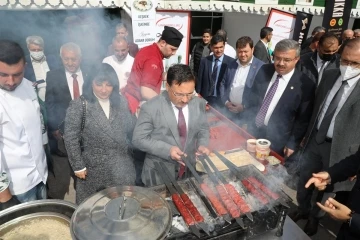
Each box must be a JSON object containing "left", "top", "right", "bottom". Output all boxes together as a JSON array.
[
  {"left": 72, "top": 73, "right": 80, "bottom": 99},
  {"left": 177, "top": 107, "right": 187, "bottom": 178}
]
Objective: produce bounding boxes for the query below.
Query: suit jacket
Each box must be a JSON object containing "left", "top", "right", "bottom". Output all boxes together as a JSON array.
[
  {"left": 24, "top": 54, "right": 60, "bottom": 82},
  {"left": 196, "top": 54, "right": 233, "bottom": 101},
  {"left": 297, "top": 51, "right": 340, "bottom": 85},
  {"left": 220, "top": 56, "right": 264, "bottom": 107},
  {"left": 303, "top": 68, "right": 360, "bottom": 191},
  {"left": 132, "top": 91, "right": 210, "bottom": 186},
  {"left": 253, "top": 40, "right": 271, "bottom": 64},
  {"left": 45, "top": 68, "right": 89, "bottom": 133},
  {"left": 246, "top": 64, "right": 316, "bottom": 154},
  {"left": 64, "top": 96, "right": 136, "bottom": 204},
  {"left": 327, "top": 147, "right": 360, "bottom": 240}
]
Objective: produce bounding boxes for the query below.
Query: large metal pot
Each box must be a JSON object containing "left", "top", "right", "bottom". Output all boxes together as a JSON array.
[{"left": 0, "top": 199, "right": 77, "bottom": 238}]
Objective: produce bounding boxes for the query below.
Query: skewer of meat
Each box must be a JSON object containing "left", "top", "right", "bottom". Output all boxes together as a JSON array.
[{"left": 247, "top": 176, "right": 280, "bottom": 200}]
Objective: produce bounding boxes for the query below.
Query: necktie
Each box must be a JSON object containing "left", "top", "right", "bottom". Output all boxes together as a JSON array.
[
  {"left": 177, "top": 107, "right": 187, "bottom": 178},
  {"left": 72, "top": 73, "right": 80, "bottom": 99},
  {"left": 255, "top": 74, "right": 282, "bottom": 127},
  {"left": 210, "top": 58, "right": 219, "bottom": 96},
  {"left": 316, "top": 80, "right": 348, "bottom": 144}
]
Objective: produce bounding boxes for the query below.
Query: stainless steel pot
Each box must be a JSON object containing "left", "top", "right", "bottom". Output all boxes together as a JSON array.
[{"left": 0, "top": 199, "right": 77, "bottom": 238}]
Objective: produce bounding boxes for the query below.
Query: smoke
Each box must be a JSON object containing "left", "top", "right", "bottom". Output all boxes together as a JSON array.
[{"left": 0, "top": 8, "right": 122, "bottom": 67}]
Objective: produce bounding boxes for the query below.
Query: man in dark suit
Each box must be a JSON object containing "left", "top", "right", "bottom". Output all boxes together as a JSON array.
[
  {"left": 45, "top": 42, "right": 89, "bottom": 199},
  {"left": 24, "top": 36, "right": 60, "bottom": 101},
  {"left": 132, "top": 64, "right": 210, "bottom": 186},
  {"left": 305, "top": 147, "right": 360, "bottom": 240},
  {"left": 219, "top": 36, "right": 264, "bottom": 124},
  {"left": 301, "top": 26, "right": 326, "bottom": 51},
  {"left": 246, "top": 39, "right": 316, "bottom": 156},
  {"left": 253, "top": 27, "right": 273, "bottom": 64},
  {"left": 196, "top": 34, "right": 233, "bottom": 109},
  {"left": 298, "top": 32, "right": 340, "bottom": 86},
  {"left": 290, "top": 38, "right": 360, "bottom": 236}
]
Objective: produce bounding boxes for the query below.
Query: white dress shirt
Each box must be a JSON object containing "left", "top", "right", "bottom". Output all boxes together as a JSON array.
[
  {"left": 316, "top": 53, "right": 329, "bottom": 85},
  {"left": 65, "top": 69, "right": 84, "bottom": 100},
  {"left": 229, "top": 58, "right": 253, "bottom": 105},
  {"left": 171, "top": 103, "right": 189, "bottom": 132},
  {"left": 317, "top": 75, "right": 360, "bottom": 138},
  {"left": 0, "top": 79, "right": 48, "bottom": 195},
  {"left": 103, "top": 54, "right": 134, "bottom": 89},
  {"left": 32, "top": 57, "right": 50, "bottom": 101},
  {"left": 264, "top": 69, "right": 295, "bottom": 126}
]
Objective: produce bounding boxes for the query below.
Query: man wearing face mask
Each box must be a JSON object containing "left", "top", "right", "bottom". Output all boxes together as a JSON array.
[
  {"left": 290, "top": 38, "right": 360, "bottom": 236},
  {"left": 298, "top": 32, "right": 340, "bottom": 86},
  {"left": 24, "top": 36, "right": 60, "bottom": 101}
]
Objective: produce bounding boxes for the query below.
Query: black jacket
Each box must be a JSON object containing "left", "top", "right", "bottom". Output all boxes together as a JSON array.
[
  {"left": 253, "top": 40, "right": 271, "bottom": 64},
  {"left": 328, "top": 147, "right": 360, "bottom": 240},
  {"left": 190, "top": 42, "right": 210, "bottom": 77},
  {"left": 297, "top": 51, "right": 340, "bottom": 85}
]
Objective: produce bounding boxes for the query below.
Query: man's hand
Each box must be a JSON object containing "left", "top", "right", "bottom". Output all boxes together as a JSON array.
[
  {"left": 196, "top": 146, "right": 211, "bottom": 156},
  {"left": 225, "top": 102, "right": 243, "bottom": 113},
  {"left": 75, "top": 169, "right": 87, "bottom": 179},
  {"left": 283, "top": 147, "right": 294, "bottom": 157},
  {"left": 305, "top": 172, "right": 331, "bottom": 191},
  {"left": 52, "top": 130, "right": 63, "bottom": 140},
  {"left": 317, "top": 198, "right": 351, "bottom": 222},
  {"left": 170, "top": 146, "right": 185, "bottom": 164}
]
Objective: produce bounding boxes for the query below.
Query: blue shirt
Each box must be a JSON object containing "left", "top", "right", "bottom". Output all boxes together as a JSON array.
[{"left": 211, "top": 54, "right": 224, "bottom": 96}]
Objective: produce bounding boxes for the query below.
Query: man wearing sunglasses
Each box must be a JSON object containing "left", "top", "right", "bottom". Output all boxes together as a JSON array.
[
  {"left": 132, "top": 64, "right": 210, "bottom": 187},
  {"left": 290, "top": 37, "right": 360, "bottom": 236}
]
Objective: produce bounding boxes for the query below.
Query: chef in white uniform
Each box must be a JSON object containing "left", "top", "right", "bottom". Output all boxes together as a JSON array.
[{"left": 0, "top": 40, "right": 48, "bottom": 210}]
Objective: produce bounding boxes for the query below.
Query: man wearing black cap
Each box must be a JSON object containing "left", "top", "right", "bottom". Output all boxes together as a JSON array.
[{"left": 122, "top": 26, "right": 183, "bottom": 186}]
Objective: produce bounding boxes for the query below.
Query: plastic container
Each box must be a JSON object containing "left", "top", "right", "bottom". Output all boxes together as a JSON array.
[
  {"left": 255, "top": 139, "right": 271, "bottom": 161},
  {"left": 246, "top": 139, "right": 257, "bottom": 153}
]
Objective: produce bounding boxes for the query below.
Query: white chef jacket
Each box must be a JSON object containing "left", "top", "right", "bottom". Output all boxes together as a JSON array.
[{"left": 0, "top": 79, "right": 48, "bottom": 195}]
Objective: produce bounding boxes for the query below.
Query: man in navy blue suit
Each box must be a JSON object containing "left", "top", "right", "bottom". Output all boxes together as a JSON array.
[
  {"left": 24, "top": 36, "right": 60, "bottom": 101},
  {"left": 219, "top": 36, "right": 264, "bottom": 125},
  {"left": 246, "top": 39, "right": 316, "bottom": 156},
  {"left": 196, "top": 35, "right": 233, "bottom": 110}
]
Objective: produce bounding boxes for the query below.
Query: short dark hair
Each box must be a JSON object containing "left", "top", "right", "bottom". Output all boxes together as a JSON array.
[
  {"left": 0, "top": 40, "right": 25, "bottom": 65},
  {"left": 216, "top": 29, "right": 227, "bottom": 41},
  {"left": 319, "top": 32, "right": 340, "bottom": 47},
  {"left": 203, "top": 28, "right": 212, "bottom": 35},
  {"left": 83, "top": 63, "right": 121, "bottom": 109},
  {"left": 311, "top": 26, "right": 326, "bottom": 36},
  {"left": 260, "top": 27, "right": 273, "bottom": 39},
  {"left": 210, "top": 34, "right": 225, "bottom": 46},
  {"left": 167, "top": 64, "right": 195, "bottom": 86},
  {"left": 312, "top": 32, "right": 325, "bottom": 43},
  {"left": 236, "top": 36, "right": 254, "bottom": 49}
]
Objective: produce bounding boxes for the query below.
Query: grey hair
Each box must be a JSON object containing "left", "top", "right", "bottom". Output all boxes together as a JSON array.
[
  {"left": 274, "top": 39, "right": 301, "bottom": 57},
  {"left": 354, "top": 29, "right": 360, "bottom": 34},
  {"left": 26, "top": 36, "right": 44, "bottom": 48},
  {"left": 112, "top": 36, "right": 128, "bottom": 45},
  {"left": 59, "top": 42, "right": 81, "bottom": 58}
]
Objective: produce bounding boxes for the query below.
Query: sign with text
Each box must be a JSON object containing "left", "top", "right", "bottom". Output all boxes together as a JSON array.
[
  {"left": 292, "top": 11, "right": 313, "bottom": 45},
  {"left": 266, "top": 9, "right": 297, "bottom": 51},
  {"left": 322, "top": 0, "right": 352, "bottom": 39},
  {"left": 131, "top": 0, "right": 157, "bottom": 48}
]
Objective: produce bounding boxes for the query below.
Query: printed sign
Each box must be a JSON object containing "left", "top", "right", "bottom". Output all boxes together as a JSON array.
[{"left": 292, "top": 11, "right": 313, "bottom": 45}]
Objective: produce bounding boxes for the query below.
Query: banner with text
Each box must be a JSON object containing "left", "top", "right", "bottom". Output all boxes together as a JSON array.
[
  {"left": 266, "top": 9, "right": 296, "bottom": 51},
  {"left": 131, "top": 0, "right": 157, "bottom": 48},
  {"left": 292, "top": 11, "right": 313, "bottom": 45},
  {"left": 322, "top": 0, "right": 352, "bottom": 39}
]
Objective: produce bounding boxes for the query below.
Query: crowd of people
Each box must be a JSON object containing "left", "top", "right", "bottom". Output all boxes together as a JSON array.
[{"left": 0, "top": 21, "right": 360, "bottom": 239}]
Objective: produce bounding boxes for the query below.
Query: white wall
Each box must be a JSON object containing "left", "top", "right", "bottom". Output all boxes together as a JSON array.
[{"left": 223, "top": 12, "right": 355, "bottom": 48}]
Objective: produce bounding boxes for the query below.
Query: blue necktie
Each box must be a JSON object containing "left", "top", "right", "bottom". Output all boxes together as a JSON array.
[{"left": 211, "top": 58, "right": 219, "bottom": 96}]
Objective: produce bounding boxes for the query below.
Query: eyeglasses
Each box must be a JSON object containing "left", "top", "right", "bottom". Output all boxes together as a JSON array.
[
  {"left": 273, "top": 56, "right": 297, "bottom": 64},
  {"left": 169, "top": 88, "right": 195, "bottom": 99},
  {"left": 340, "top": 59, "right": 360, "bottom": 68}
]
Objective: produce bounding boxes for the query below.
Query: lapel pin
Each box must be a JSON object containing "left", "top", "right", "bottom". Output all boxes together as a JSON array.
[{"left": 291, "top": 86, "right": 294, "bottom": 90}]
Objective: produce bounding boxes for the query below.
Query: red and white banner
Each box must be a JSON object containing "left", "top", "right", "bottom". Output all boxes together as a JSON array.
[{"left": 266, "top": 9, "right": 297, "bottom": 51}]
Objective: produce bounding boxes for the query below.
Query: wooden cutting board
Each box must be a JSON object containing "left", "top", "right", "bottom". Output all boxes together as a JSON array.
[{"left": 196, "top": 150, "right": 265, "bottom": 172}]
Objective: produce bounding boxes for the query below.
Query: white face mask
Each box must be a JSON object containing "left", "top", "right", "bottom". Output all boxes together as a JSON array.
[
  {"left": 30, "top": 51, "right": 44, "bottom": 61},
  {"left": 340, "top": 65, "right": 360, "bottom": 80}
]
